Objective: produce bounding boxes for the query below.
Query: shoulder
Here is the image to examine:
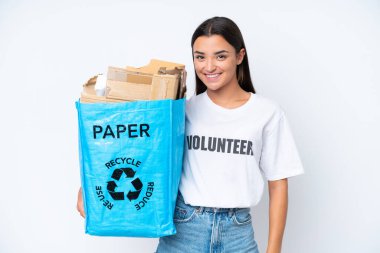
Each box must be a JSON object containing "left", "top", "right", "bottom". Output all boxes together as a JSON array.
[
  {"left": 186, "top": 92, "right": 205, "bottom": 103},
  {"left": 251, "top": 94, "right": 288, "bottom": 134},
  {"left": 252, "top": 93, "right": 285, "bottom": 118},
  {"left": 185, "top": 92, "right": 206, "bottom": 110}
]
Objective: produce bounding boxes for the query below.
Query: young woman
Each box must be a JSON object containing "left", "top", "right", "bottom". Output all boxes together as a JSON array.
[
  {"left": 77, "top": 16, "right": 304, "bottom": 253},
  {"left": 155, "top": 17, "right": 304, "bottom": 253}
]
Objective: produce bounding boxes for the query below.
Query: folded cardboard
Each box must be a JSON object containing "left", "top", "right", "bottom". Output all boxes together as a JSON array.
[{"left": 80, "top": 59, "right": 187, "bottom": 103}]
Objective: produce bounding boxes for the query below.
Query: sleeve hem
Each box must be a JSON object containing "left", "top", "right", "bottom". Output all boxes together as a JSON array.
[{"left": 265, "top": 169, "right": 305, "bottom": 181}]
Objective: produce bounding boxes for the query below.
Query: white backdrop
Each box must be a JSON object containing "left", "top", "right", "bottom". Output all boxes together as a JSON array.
[{"left": 0, "top": 0, "right": 379, "bottom": 252}]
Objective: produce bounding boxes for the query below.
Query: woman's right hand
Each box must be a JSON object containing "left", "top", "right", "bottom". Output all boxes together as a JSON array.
[{"left": 77, "top": 187, "right": 85, "bottom": 218}]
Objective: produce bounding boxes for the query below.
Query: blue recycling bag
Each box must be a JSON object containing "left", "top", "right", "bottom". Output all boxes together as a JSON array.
[{"left": 76, "top": 98, "right": 185, "bottom": 237}]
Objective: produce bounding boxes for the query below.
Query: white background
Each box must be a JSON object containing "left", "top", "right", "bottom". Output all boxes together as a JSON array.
[{"left": 0, "top": 0, "right": 379, "bottom": 252}]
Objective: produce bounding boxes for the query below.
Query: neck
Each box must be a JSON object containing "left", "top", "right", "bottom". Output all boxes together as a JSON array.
[{"left": 206, "top": 82, "right": 250, "bottom": 109}]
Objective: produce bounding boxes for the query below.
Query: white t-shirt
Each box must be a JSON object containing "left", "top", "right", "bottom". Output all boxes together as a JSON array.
[{"left": 179, "top": 91, "right": 304, "bottom": 208}]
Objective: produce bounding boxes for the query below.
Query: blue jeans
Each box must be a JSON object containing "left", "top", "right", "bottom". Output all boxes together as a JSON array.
[{"left": 156, "top": 192, "right": 259, "bottom": 253}]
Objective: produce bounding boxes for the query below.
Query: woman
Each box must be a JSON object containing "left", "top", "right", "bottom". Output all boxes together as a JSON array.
[
  {"left": 78, "top": 16, "right": 304, "bottom": 253},
  {"left": 155, "top": 17, "right": 304, "bottom": 253}
]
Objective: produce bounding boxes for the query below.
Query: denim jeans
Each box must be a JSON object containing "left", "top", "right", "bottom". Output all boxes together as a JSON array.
[{"left": 155, "top": 192, "right": 259, "bottom": 253}]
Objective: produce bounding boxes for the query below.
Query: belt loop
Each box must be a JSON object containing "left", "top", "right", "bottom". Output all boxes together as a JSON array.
[
  {"left": 228, "top": 208, "right": 234, "bottom": 218},
  {"left": 197, "top": 206, "right": 204, "bottom": 214}
]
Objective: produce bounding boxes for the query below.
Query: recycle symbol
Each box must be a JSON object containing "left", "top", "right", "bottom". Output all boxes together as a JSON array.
[{"left": 107, "top": 167, "right": 143, "bottom": 201}]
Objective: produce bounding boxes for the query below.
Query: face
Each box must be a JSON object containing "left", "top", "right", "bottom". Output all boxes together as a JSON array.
[{"left": 193, "top": 35, "right": 245, "bottom": 92}]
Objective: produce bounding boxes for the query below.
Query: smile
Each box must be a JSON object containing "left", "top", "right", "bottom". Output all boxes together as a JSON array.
[{"left": 205, "top": 73, "right": 221, "bottom": 79}]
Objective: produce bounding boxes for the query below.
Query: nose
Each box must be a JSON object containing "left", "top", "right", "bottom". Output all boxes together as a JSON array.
[{"left": 205, "top": 58, "right": 216, "bottom": 72}]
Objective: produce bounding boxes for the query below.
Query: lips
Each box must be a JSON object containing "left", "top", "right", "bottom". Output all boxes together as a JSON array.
[{"left": 204, "top": 73, "right": 221, "bottom": 82}]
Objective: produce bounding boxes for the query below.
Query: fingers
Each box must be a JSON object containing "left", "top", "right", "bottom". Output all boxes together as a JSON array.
[{"left": 77, "top": 187, "right": 85, "bottom": 218}]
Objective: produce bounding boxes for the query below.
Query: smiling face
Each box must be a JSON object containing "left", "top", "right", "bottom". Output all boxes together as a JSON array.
[{"left": 193, "top": 35, "right": 245, "bottom": 93}]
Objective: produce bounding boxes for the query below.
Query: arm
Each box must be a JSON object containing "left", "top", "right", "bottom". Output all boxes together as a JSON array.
[
  {"left": 266, "top": 178, "right": 288, "bottom": 253},
  {"left": 77, "top": 187, "right": 85, "bottom": 218}
]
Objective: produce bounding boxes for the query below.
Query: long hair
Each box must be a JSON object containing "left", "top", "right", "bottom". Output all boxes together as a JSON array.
[{"left": 191, "top": 17, "right": 256, "bottom": 95}]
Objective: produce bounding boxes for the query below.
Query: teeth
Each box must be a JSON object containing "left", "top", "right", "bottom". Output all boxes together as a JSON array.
[{"left": 206, "top": 74, "right": 220, "bottom": 78}]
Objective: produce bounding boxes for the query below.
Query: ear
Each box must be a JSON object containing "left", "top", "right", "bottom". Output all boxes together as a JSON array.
[{"left": 237, "top": 48, "right": 246, "bottom": 65}]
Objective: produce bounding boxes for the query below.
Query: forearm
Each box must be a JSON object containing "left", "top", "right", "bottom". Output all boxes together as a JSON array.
[{"left": 266, "top": 178, "right": 288, "bottom": 253}]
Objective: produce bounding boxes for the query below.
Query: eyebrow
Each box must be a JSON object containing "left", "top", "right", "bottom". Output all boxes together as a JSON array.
[{"left": 193, "top": 50, "right": 229, "bottom": 55}]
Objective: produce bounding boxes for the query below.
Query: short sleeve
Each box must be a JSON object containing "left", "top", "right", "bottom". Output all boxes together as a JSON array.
[{"left": 259, "top": 111, "right": 305, "bottom": 181}]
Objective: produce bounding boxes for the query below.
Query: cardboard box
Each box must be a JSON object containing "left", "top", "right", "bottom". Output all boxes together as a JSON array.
[{"left": 80, "top": 59, "right": 187, "bottom": 103}]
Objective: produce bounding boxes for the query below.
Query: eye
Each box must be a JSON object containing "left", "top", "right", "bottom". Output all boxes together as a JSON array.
[
  {"left": 194, "top": 55, "right": 205, "bottom": 61},
  {"left": 216, "top": 54, "right": 227, "bottom": 60}
]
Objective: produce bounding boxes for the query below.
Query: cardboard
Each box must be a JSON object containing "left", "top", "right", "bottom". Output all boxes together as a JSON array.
[
  {"left": 80, "top": 75, "right": 121, "bottom": 103},
  {"left": 80, "top": 59, "right": 187, "bottom": 103}
]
